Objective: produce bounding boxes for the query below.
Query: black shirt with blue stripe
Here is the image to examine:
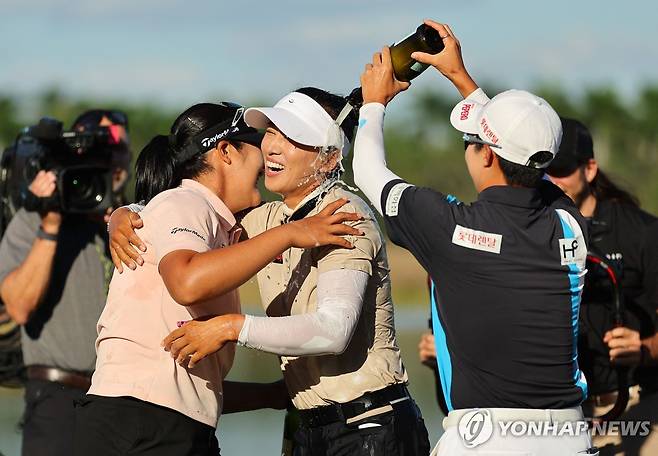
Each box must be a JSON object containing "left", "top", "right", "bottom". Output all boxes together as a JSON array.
[{"left": 381, "top": 179, "right": 589, "bottom": 411}]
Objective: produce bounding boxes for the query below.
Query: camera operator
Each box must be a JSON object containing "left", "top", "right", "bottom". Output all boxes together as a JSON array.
[
  {"left": 547, "top": 118, "right": 658, "bottom": 455},
  {"left": 0, "top": 109, "right": 130, "bottom": 456}
]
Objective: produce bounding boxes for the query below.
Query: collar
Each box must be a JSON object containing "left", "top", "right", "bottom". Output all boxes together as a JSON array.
[
  {"left": 180, "top": 179, "right": 237, "bottom": 231},
  {"left": 282, "top": 180, "right": 342, "bottom": 222},
  {"left": 477, "top": 181, "right": 565, "bottom": 209}
]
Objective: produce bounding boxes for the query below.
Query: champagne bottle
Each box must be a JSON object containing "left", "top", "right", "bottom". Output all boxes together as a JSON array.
[
  {"left": 281, "top": 407, "right": 301, "bottom": 456},
  {"left": 348, "top": 23, "right": 445, "bottom": 105}
]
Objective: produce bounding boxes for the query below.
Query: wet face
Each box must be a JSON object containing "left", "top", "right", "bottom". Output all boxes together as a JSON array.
[{"left": 261, "top": 126, "right": 337, "bottom": 203}]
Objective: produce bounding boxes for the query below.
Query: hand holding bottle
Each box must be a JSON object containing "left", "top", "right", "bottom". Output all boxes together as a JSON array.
[
  {"left": 410, "top": 20, "right": 479, "bottom": 98},
  {"left": 360, "top": 47, "right": 411, "bottom": 106}
]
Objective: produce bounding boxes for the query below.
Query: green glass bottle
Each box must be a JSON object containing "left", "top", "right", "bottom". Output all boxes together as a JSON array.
[{"left": 348, "top": 23, "right": 445, "bottom": 105}]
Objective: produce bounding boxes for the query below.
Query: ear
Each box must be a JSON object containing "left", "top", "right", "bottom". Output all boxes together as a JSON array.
[
  {"left": 215, "top": 140, "right": 236, "bottom": 166},
  {"left": 583, "top": 158, "right": 598, "bottom": 184},
  {"left": 482, "top": 145, "right": 496, "bottom": 168}
]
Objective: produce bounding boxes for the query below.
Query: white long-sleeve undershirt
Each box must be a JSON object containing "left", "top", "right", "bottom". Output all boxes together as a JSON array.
[
  {"left": 351, "top": 103, "right": 402, "bottom": 216},
  {"left": 237, "top": 269, "right": 369, "bottom": 357},
  {"left": 352, "top": 88, "right": 491, "bottom": 216}
]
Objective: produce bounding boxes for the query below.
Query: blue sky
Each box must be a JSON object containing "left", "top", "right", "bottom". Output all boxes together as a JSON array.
[{"left": 1, "top": 1, "right": 655, "bottom": 108}]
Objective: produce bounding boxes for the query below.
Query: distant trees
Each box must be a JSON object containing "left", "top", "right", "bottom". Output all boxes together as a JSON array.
[{"left": 1, "top": 84, "right": 657, "bottom": 212}]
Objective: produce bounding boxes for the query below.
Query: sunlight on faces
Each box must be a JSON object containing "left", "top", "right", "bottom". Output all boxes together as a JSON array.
[
  {"left": 464, "top": 143, "right": 496, "bottom": 193},
  {"left": 261, "top": 126, "right": 340, "bottom": 204},
  {"left": 215, "top": 141, "right": 264, "bottom": 212}
]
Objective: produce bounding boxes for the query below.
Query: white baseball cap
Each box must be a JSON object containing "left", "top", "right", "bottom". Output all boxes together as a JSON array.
[
  {"left": 450, "top": 89, "right": 562, "bottom": 168},
  {"left": 244, "top": 92, "right": 352, "bottom": 156}
]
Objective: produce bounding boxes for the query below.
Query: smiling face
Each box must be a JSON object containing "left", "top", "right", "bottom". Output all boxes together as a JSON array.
[{"left": 261, "top": 126, "right": 339, "bottom": 207}]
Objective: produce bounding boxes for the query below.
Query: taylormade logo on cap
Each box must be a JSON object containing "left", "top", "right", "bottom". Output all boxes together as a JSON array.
[{"left": 450, "top": 89, "right": 562, "bottom": 168}]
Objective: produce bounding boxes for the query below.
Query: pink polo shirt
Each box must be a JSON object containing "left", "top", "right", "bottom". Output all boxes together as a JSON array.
[{"left": 88, "top": 179, "right": 241, "bottom": 427}]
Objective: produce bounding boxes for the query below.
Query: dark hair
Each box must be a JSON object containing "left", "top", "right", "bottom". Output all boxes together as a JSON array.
[
  {"left": 497, "top": 155, "right": 545, "bottom": 188},
  {"left": 135, "top": 103, "right": 240, "bottom": 203},
  {"left": 471, "top": 142, "right": 547, "bottom": 188},
  {"left": 294, "top": 87, "right": 359, "bottom": 144},
  {"left": 590, "top": 169, "right": 639, "bottom": 207}
]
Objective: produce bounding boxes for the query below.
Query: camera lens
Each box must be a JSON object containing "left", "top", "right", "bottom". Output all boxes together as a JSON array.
[{"left": 61, "top": 167, "right": 109, "bottom": 211}]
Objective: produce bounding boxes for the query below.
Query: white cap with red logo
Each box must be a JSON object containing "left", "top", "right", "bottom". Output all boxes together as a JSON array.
[{"left": 449, "top": 89, "right": 562, "bottom": 168}]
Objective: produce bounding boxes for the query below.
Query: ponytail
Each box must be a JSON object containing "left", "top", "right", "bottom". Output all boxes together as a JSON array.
[{"left": 135, "top": 135, "right": 176, "bottom": 203}]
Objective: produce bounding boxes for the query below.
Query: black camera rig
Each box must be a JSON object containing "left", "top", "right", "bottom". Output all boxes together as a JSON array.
[{"left": 0, "top": 117, "right": 124, "bottom": 236}]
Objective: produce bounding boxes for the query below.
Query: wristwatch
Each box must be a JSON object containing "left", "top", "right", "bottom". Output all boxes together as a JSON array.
[{"left": 36, "top": 226, "right": 58, "bottom": 242}]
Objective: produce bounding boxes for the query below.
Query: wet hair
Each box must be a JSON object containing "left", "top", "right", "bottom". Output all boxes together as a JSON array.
[
  {"left": 589, "top": 169, "right": 639, "bottom": 207},
  {"left": 294, "top": 87, "right": 359, "bottom": 144},
  {"left": 135, "top": 103, "right": 241, "bottom": 203}
]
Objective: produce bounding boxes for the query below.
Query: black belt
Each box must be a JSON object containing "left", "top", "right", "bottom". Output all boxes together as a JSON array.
[
  {"left": 27, "top": 365, "right": 92, "bottom": 390},
  {"left": 298, "top": 384, "right": 410, "bottom": 427}
]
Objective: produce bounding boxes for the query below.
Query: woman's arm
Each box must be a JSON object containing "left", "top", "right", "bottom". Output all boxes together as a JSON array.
[
  {"left": 163, "top": 269, "right": 369, "bottom": 367},
  {"left": 352, "top": 103, "right": 401, "bottom": 215},
  {"left": 353, "top": 20, "right": 483, "bottom": 215},
  {"left": 237, "top": 269, "right": 368, "bottom": 356},
  {"left": 159, "top": 199, "right": 362, "bottom": 306}
]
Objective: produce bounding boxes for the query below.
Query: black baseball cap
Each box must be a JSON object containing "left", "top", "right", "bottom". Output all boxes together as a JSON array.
[
  {"left": 546, "top": 117, "right": 594, "bottom": 177},
  {"left": 71, "top": 109, "right": 129, "bottom": 131},
  {"left": 176, "top": 103, "right": 264, "bottom": 164}
]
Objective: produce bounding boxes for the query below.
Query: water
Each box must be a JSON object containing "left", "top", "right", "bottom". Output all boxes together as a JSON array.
[{"left": 0, "top": 309, "right": 445, "bottom": 455}]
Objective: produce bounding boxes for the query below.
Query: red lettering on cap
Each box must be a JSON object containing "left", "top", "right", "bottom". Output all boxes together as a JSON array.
[
  {"left": 480, "top": 118, "right": 499, "bottom": 144},
  {"left": 460, "top": 103, "right": 473, "bottom": 121}
]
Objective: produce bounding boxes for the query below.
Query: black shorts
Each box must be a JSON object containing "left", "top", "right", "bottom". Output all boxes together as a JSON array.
[
  {"left": 73, "top": 395, "right": 220, "bottom": 456},
  {"left": 21, "top": 379, "right": 86, "bottom": 456},
  {"left": 294, "top": 398, "right": 430, "bottom": 456}
]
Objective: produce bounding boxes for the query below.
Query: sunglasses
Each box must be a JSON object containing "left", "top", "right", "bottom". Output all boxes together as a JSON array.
[{"left": 462, "top": 133, "right": 502, "bottom": 150}]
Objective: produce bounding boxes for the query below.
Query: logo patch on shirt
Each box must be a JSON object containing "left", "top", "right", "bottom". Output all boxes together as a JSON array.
[
  {"left": 452, "top": 225, "right": 502, "bottom": 254},
  {"left": 385, "top": 183, "right": 413, "bottom": 217},
  {"left": 559, "top": 238, "right": 586, "bottom": 266},
  {"left": 170, "top": 227, "right": 206, "bottom": 242}
]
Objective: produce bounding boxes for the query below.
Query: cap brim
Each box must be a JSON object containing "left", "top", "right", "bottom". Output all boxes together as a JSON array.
[
  {"left": 232, "top": 131, "right": 264, "bottom": 148},
  {"left": 244, "top": 107, "right": 323, "bottom": 147},
  {"left": 449, "top": 99, "right": 485, "bottom": 134}
]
